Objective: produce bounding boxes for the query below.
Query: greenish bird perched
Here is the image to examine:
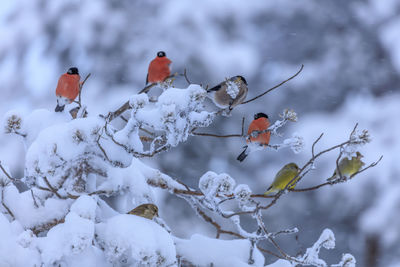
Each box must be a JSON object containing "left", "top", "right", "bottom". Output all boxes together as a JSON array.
[
  {"left": 127, "top": 203, "right": 159, "bottom": 220},
  {"left": 328, "top": 152, "right": 365, "bottom": 181},
  {"left": 264, "top": 163, "right": 300, "bottom": 195}
]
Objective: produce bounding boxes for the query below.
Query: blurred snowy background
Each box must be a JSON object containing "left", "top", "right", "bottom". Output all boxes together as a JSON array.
[{"left": 0, "top": 0, "right": 399, "bottom": 266}]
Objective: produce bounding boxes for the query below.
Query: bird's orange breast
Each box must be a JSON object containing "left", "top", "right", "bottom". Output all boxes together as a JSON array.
[
  {"left": 55, "top": 73, "right": 80, "bottom": 102},
  {"left": 147, "top": 57, "right": 171, "bottom": 83},
  {"left": 247, "top": 117, "right": 270, "bottom": 145}
]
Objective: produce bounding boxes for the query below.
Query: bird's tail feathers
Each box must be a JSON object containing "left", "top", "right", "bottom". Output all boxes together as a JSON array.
[
  {"left": 236, "top": 146, "right": 248, "bottom": 162},
  {"left": 264, "top": 186, "right": 274, "bottom": 196},
  {"left": 55, "top": 104, "right": 65, "bottom": 112},
  {"left": 207, "top": 85, "right": 221, "bottom": 93}
]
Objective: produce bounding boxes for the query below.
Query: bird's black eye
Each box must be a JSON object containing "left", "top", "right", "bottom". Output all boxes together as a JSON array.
[{"left": 157, "top": 51, "right": 166, "bottom": 57}]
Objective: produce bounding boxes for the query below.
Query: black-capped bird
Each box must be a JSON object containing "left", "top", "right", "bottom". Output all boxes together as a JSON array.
[
  {"left": 237, "top": 113, "right": 270, "bottom": 162},
  {"left": 55, "top": 67, "right": 80, "bottom": 112},
  {"left": 208, "top": 76, "right": 248, "bottom": 109}
]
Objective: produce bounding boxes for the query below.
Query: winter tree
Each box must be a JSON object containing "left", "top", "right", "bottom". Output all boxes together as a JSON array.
[{"left": 0, "top": 66, "right": 381, "bottom": 266}]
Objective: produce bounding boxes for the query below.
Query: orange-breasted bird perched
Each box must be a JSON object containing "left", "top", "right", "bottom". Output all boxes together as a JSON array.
[
  {"left": 146, "top": 51, "right": 172, "bottom": 85},
  {"left": 55, "top": 67, "right": 80, "bottom": 112},
  {"left": 207, "top": 75, "right": 248, "bottom": 109},
  {"left": 237, "top": 113, "right": 270, "bottom": 162}
]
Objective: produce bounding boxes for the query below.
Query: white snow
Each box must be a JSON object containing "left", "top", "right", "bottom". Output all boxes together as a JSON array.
[
  {"left": 175, "top": 234, "right": 264, "bottom": 267},
  {"left": 96, "top": 214, "right": 176, "bottom": 266}
]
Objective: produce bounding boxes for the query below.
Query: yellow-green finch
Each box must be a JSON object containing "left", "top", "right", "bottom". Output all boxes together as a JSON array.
[
  {"left": 127, "top": 203, "right": 159, "bottom": 220},
  {"left": 328, "top": 152, "right": 365, "bottom": 181},
  {"left": 264, "top": 163, "right": 300, "bottom": 195}
]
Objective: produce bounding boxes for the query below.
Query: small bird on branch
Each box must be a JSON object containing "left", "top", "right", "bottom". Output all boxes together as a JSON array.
[
  {"left": 237, "top": 112, "right": 270, "bottom": 162},
  {"left": 207, "top": 75, "right": 248, "bottom": 109},
  {"left": 127, "top": 203, "right": 159, "bottom": 220},
  {"left": 54, "top": 67, "right": 81, "bottom": 112},
  {"left": 264, "top": 163, "right": 300, "bottom": 195}
]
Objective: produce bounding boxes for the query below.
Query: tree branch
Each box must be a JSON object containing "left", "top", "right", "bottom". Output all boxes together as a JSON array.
[{"left": 241, "top": 64, "right": 304, "bottom": 104}]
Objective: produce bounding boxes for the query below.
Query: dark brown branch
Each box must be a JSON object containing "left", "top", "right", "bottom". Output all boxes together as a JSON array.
[
  {"left": 312, "top": 133, "right": 324, "bottom": 159},
  {"left": 139, "top": 73, "right": 179, "bottom": 94},
  {"left": 1, "top": 186, "right": 15, "bottom": 219},
  {"left": 191, "top": 132, "right": 242, "bottom": 138},
  {"left": 107, "top": 101, "right": 131, "bottom": 122},
  {"left": 42, "top": 176, "right": 65, "bottom": 199},
  {"left": 2, "top": 202, "right": 15, "bottom": 219},
  {"left": 241, "top": 64, "right": 304, "bottom": 104},
  {"left": 31, "top": 189, "right": 39, "bottom": 208},
  {"left": 31, "top": 218, "right": 65, "bottom": 235},
  {"left": 191, "top": 118, "right": 246, "bottom": 138},
  {"left": 138, "top": 83, "right": 157, "bottom": 94},
  {"left": 181, "top": 68, "right": 192, "bottom": 84},
  {"left": 0, "top": 161, "right": 17, "bottom": 182},
  {"left": 290, "top": 155, "right": 383, "bottom": 192}
]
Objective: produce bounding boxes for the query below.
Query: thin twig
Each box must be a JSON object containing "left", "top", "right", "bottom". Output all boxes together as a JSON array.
[
  {"left": 181, "top": 69, "right": 192, "bottom": 84},
  {"left": 78, "top": 73, "right": 91, "bottom": 107},
  {"left": 31, "top": 189, "right": 39, "bottom": 208},
  {"left": 1, "top": 187, "right": 15, "bottom": 220},
  {"left": 2, "top": 202, "right": 15, "bottom": 219},
  {"left": 191, "top": 132, "right": 242, "bottom": 138},
  {"left": 0, "top": 161, "right": 17, "bottom": 182},
  {"left": 241, "top": 64, "right": 304, "bottom": 104},
  {"left": 42, "top": 176, "right": 65, "bottom": 199}
]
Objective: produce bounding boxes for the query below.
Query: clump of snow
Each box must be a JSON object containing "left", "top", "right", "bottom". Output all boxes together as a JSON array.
[
  {"left": 3, "top": 109, "right": 24, "bottom": 135},
  {"left": 38, "top": 211, "right": 96, "bottom": 265},
  {"left": 215, "top": 173, "right": 236, "bottom": 195},
  {"left": 331, "top": 253, "right": 356, "bottom": 267},
  {"left": 70, "top": 195, "right": 97, "bottom": 221},
  {"left": 0, "top": 213, "right": 41, "bottom": 266},
  {"left": 297, "top": 228, "right": 335, "bottom": 267},
  {"left": 226, "top": 80, "right": 240, "bottom": 99},
  {"left": 199, "top": 171, "right": 218, "bottom": 196},
  {"left": 175, "top": 234, "right": 264, "bottom": 267},
  {"left": 199, "top": 171, "right": 235, "bottom": 198},
  {"left": 234, "top": 184, "right": 252, "bottom": 204},
  {"left": 283, "top": 132, "right": 305, "bottom": 154},
  {"left": 129, "top": 93, "right": 149, "bottom": 112},
  {"left": 342, "top": 129, "right": 371, "bottom": 158},
  {"left": 96, "top": 214, "right": 176, "bottom": 266}
]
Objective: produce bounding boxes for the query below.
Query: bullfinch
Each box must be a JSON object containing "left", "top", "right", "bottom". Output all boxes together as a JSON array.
[
  {"left": 327, "top": 152, "right": 365, "bottom": 181},
  {"left": 237, "top": 112, "right": 270, "bottom": 162},
  {"left": 55, "top": 67, "right": 80, "bottom": 112},
  {"left": 208, "top": 75, "right": 248, "bottom": 109},
  {"left": 127, "top": 203, "right": 159, "bottom": 220},
  {"left": 146, "top": 51, "right": 172, "bottom": 85},
  {"left": 264, "top": 163, "right": 300, "bottom": 195}
]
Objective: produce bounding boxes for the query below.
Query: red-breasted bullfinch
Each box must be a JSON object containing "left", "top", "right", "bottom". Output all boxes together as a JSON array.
[
  {"left": 237, "top": 112, "right": 270, "bottom": 162},
  {"left": 207, "top": 76, "right": 248, "bottom": 109},
  {"left": 55, "top": 67, "right": 80, "bottom": 112},
  {"left": 146, "top": 51, "right": 172, "bottom": 85}
]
